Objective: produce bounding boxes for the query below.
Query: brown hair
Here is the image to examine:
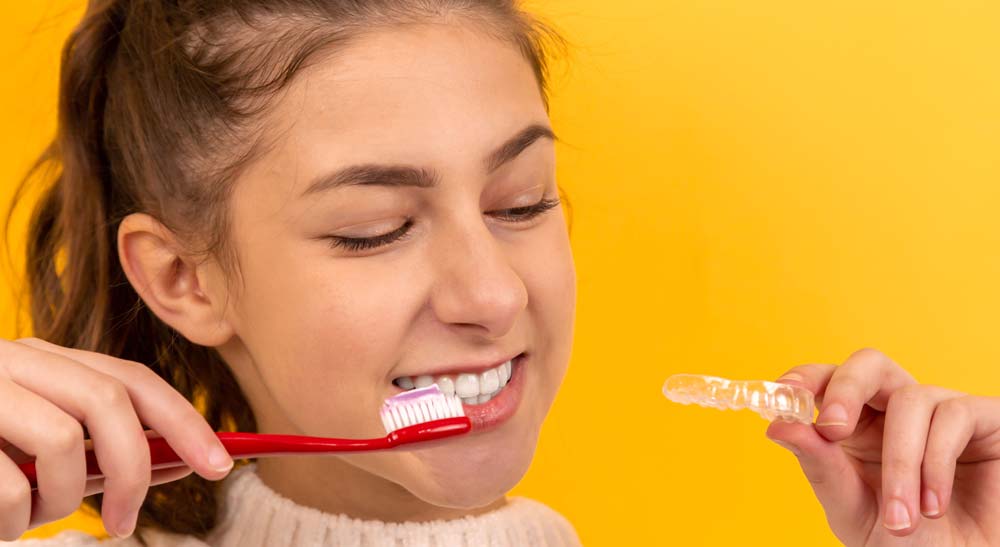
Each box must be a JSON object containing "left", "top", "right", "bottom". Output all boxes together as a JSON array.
[{"left": 4, "top": 0, "right": 568, "bottom": 542}]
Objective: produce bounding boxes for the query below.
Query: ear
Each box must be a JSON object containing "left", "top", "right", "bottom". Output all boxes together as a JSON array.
[{"left": 117, "top": 213, "right": 235, "bottom": 347}]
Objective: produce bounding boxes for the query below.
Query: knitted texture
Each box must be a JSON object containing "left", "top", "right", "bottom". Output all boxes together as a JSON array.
[{"left": 7, "top": 463, "right": 581, "bottom": 546}]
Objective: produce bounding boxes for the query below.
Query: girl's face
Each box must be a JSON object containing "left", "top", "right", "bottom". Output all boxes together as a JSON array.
[{"left": 208, "top": 22, "right": 575, "bottom": 519}]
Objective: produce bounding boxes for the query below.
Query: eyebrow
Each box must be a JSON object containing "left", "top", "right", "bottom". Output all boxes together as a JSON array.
[{"left": 300, "top": 123, "right": 557, "bottom": 197}]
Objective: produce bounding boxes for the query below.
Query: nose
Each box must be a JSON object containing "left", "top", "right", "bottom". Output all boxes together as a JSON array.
[{"left": 429, "top": 220, "right": 528, "bottom": 339}]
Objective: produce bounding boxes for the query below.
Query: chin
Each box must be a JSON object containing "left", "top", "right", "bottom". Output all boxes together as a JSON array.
[{"left": 407, "top": 425, "right": 540, "bottom": 508}]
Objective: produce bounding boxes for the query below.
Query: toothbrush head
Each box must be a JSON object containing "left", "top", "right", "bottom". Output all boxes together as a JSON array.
[{"left": 380, "top": 384, "right": 467, "bottom": 434}]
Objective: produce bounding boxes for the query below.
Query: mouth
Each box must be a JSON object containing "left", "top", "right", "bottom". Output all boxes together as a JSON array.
[
  {"left": 392, "top": 352, "right": 523, "bottom": 405},
  {"left": 392, "top": 353, "right": 528, "bottom": 432}
]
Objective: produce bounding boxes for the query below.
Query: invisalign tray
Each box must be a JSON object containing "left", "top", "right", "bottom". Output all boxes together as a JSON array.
[{"left": 662, "top": 374, "right": 816, "bottom": 424}]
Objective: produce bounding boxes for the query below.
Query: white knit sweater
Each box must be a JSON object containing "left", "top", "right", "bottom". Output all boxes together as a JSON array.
[{"left": 6, "top": 463, "right": 582, "bottom": 546}]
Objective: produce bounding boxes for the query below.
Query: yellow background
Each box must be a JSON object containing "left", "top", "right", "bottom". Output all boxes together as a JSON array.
[{"left": 4, "top": 1, "right": 1000, "bottom": 545}]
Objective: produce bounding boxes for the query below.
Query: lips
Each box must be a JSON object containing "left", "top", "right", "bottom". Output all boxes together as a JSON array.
[{"left": 386, "top": 353, "right": 528, "bottom": 432}]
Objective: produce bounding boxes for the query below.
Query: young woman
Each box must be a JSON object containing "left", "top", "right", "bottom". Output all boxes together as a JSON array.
[{"left": 2, "top": 1, "right": 999, "bottom": 546}]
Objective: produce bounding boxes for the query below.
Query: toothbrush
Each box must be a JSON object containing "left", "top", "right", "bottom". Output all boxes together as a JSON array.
[{"left": 19, "top": 384, "right": 470, "bottom": 491}]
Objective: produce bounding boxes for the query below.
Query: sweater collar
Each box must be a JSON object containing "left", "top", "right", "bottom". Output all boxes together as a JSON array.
[{"left": 185, "top": 462, "right": 581, "bottom": 547}]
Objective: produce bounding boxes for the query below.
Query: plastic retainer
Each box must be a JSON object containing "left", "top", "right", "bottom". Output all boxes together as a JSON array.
[{"left": 662, "top": 374, "right": 816, "bottom": 424}]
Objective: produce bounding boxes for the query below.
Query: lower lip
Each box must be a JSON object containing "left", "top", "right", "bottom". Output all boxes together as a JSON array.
[{"left": 461, "top": 353, "right": 526, "bottom": 434}]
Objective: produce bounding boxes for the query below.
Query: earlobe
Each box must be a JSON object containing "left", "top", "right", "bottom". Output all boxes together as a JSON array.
[{"left": 117, "top": 213, "right": 235, "bottom": 347}]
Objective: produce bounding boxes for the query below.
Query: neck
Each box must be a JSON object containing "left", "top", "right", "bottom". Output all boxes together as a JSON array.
[{"left": 254, "top": 456, "right": 507, "bottom": 522}]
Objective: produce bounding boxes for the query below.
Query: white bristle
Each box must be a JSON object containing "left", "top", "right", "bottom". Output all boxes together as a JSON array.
[{"left": 381, "top": 384, "right": 467, "bottom": 434}]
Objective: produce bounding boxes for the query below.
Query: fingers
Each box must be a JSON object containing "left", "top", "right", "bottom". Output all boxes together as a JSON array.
[
  {"left": 879, "top": 384, "right": 962, "bottom": 535},
  {"left": 774, "top": 363, "right": 837, "bottom": 400},
  {"left": 922, "top": 395, "right": 1000, "bottom": 522},
  {"left": 10, "top": 339, "right": 233, "bottom": 479},
  {"left": 0, "top": 344, "right": 151, "bottom": 537},
  {"left": 773, "top": 351, "right": 999, "bottom": 539},
  {"left": 765, "top": 419, "right": 877, "bottom": 546},
  {"left": 813, "top": 348, "right": 917, "bottom": 441},
  {"left": 0, "top": 447, "right": 32, "bottom": 541},
  {"left": 0, "top": 338, "right": 232, "bottom": 538},
  {"left": 84, "top": 465, "right": 195, "bottom": 498},
  {"left": 0, "top": 380, "right": 86, "bottom": 533}
]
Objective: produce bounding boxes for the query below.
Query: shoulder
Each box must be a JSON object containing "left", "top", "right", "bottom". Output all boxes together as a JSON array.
[{"left": 2, "top": 528, "right": 209, "bottom": 547}]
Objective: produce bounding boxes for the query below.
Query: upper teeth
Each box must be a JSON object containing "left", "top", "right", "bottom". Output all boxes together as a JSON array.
[{"left": 395, "top": 359, "right": 513, "bottom": 405}]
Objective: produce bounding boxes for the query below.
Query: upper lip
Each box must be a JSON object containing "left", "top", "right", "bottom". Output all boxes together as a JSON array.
[{"left": 393, "top": 351, "right": 524, "bottom": 379}]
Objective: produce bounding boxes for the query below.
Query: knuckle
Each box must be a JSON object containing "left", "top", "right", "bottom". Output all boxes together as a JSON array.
[
  {"left": 0, "top": 477, "right": 30, "bottom": 510},
  {"left": 888, "top": 384, "right": 926, "bottom": 407},
  {"left": 89, "top": 378, "right": 130, "bottom": 408},
  {"left": 0, "top": 477, "right": 30, "bottom": 540},
  {"left": 850, "top": 347, "right": 884, "bottom": 361},
  {"left": 937, "top": 396, "right": 973, "bottom": 420},
  {"left": 46, "top": 419, "right": 84, "bottom": 455}
]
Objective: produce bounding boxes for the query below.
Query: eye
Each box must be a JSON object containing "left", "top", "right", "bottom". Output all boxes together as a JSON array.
[
  {"left": 325, "top": 219, "right": 414, "bottom": 251},
  {"left": 323, "top": 197, "right": 560, "bottom": 253},
  {"left": 488, "top": 197, "right": 561, "bottom": 222}
]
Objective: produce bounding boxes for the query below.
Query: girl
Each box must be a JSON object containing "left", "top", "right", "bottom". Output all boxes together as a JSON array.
[{"left": 2, "top": 1, "right": 999, "bottom": 546}]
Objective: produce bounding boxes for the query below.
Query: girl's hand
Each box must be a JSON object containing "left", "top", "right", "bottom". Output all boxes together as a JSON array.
[
  {"left": 0, "top": 337, "right": 234, "bottom": 540},
  {"left": 766, "top": 348, "right": 1000, "bottom": 547}
]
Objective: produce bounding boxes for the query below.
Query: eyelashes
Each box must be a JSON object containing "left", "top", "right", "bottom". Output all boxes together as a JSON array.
[{"left": 326, "top": 197, "right": 561, "bottom": 252}]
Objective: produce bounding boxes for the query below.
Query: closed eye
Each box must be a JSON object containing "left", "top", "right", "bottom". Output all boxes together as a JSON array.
[{"left": 325, "top": 197, "right": 560, "bottom": 252}]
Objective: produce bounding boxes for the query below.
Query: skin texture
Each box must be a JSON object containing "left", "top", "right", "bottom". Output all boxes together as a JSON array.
[
  {"left": 25, "top": 15, "right": 997, "bottom": 546},
  {"left": 116, "top": 22, "right": 576, "bottom": 522},
  {"left": 767, "top": 348, "right": 1000, "bottom": 547}
]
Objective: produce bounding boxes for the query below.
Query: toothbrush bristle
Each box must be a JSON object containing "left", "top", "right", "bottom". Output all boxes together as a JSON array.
[{"left": 381, "top": 384, "right": 465, "bottom": 434}]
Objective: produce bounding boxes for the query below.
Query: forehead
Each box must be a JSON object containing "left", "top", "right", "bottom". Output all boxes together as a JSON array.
[{"left": 257, "top": 23, "right": 548, "bottom": 184}]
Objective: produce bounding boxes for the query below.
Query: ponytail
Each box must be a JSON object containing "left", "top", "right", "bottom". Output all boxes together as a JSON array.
[{"left": 6, "top": 1, "right": 256, "bottom": 541}]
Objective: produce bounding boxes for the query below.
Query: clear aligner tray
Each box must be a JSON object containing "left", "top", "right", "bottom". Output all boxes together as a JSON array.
[{"left": 662, "top": 374, "right": 815, "bottom": 424}]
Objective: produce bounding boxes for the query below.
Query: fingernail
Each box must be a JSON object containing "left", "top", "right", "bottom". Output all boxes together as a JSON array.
[
  {"left": 816, "top": 403, "right": 849, "bottom": 426},
  {"left": 776, "top": 373, "right": 805, "bottom": 384},
  {"left": 922, "top": 489, "right": 940, "bottom": 517},
  {"left": 115, "top": 511, "right": 138, "bottom": 538},
  {"left": 208, "top": 444, "right": 233, "bottom": 473},
  {"left": 769, "top": 438, "right": 802, "bottom": 456},
  {"left": 884, "top": 499, "right": 911, "bottom": 531}
]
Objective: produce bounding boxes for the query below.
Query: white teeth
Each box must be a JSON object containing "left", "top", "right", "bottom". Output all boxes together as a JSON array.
[
  {"left": 394, "top": 356, "right": 519, "bottom": 405},
  {"left": 480, "top": 368, "right": 500, "bottom": 393},
  {"left": 455, "top": 373, "right": 480, "bottom": 398},
  {"left": 435, "top": 376, "right": 455, "bottom": 396},
  {"left": 499, "top": 361, "right": 511, "bottom": 386},
  {"left": 414, "top": 375, "right": 434, "bottom": 388}
]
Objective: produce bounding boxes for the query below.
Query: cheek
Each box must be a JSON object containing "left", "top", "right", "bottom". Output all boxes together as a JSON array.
[
  {"left": 526, "top": 217, "right": 576, "bottom": 322},
  {"left": 517, "top": 218, "right": 576, "bottom": 374},
  {"left": 237, "top": 252, "right": 422, "bottom": 436}
]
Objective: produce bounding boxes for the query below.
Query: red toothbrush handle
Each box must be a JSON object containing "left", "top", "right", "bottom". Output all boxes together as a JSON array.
[{"left": 20, "top": 417, "right": 470, "bottom": 491}]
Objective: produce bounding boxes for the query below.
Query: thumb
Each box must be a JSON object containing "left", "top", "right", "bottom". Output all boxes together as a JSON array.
[{"left": 766, "top": 420, "right": 876, "bottom": 543}]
